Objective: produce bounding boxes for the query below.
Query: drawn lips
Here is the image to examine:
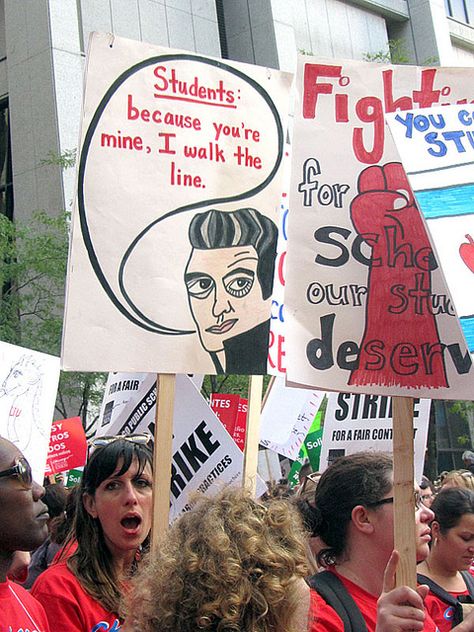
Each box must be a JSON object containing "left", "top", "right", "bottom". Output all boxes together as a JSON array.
[{"left": 206, "top": 319, "right": 238, "bottom": 334}]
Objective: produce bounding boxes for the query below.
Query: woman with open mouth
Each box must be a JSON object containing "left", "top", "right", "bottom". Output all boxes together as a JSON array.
[{"left": 31, "top": 434, "right": 153, "bottom": 632}]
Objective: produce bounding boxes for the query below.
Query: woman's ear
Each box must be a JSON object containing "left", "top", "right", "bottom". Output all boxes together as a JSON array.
[
  {"left": 351, "top": 504, "right": 375, "bottom": 534},
  {"left": 82, "top": 492, "right": 98, "bottom": 519},
  {"left": 431, "top": 520, "right": 441, "bottom": 539}
]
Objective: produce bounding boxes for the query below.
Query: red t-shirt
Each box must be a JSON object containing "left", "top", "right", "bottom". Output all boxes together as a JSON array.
[
  {"left": 309, "top": 569, "right": 440, "bottom": 632},
  {"left": 423, "top": 570, "right": 474, "bottom": 632},
  {"left": 31, "top": 561, "right": 122, "bottom": 632},
  {"left": 0, "top": 579, "right": 51, "bottom": 632}
]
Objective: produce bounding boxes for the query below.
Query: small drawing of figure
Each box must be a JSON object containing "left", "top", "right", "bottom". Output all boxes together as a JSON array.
[{"left": 185, "top": 208, "right": 278, "bottom": 374}]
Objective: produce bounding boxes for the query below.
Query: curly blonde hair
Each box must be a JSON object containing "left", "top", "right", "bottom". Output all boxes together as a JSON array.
[{"left": 123, "top": 487, "right": 309, "bottom": 632}]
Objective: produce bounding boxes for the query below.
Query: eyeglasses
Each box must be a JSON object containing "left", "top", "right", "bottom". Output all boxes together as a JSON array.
[
  {"left": 366, "top": 492, "right": 424, "bottom": 509},
  {"left": 87, "top": 433, "right": 152, "bottom": 458},
  {"left": 366, "top": 496, "right": 394, "bottom": 508},
  {"left": 0, "top": 457, "right": 33, "bottom": 489}
]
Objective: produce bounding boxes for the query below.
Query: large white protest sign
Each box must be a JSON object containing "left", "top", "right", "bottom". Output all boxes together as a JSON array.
[
  {"left": 61, "top": 33, "right": 293, "bottom": 375},
  {"left": 95, "top": 373, "right": 266, "bottom": 521},
  {"left": 320, "top": 393, "right": 431, "bottom": 482},
  {"left": 387, "top": 104, "right": 474, "bottom": 359},
  {"left": 0, "top": 341, "right": 60, "bottom": 482},
  {"left": 259, "top": 377, "right": 325, "bottom": 459},
  {"left": 285, "top": 58, "right": 474, "bottom": 398}
]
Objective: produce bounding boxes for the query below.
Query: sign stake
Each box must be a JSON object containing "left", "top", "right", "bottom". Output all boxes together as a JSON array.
[
  {"left": 392, "top": 395, "right": 416, "bottom": 588},
  {"left": 151, "top": 373, "right": 176, "bottom": 553}
]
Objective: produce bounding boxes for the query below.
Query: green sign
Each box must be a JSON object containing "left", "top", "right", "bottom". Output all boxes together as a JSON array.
[
  {"left": 66, "top": 468, "right": 83, "bottom": 488},
  {"left": 288, "top": 410, "right": 323, "bottom": 488}
]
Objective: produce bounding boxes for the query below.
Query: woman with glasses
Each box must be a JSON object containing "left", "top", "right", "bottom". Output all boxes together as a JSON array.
[
  {"left": 306, "top": 451, "right": 474, "bottom": 631},
  {"left": 417, "top": 487, "right": 474, "bottom": 630},
  {"left": 31, "top": 435, "right": 153, "bottom": 631}
]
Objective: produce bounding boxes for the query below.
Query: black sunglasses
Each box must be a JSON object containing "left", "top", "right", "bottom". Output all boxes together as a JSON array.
[{"left": 0, "top": 456, "right": 33, "bottom": 489}]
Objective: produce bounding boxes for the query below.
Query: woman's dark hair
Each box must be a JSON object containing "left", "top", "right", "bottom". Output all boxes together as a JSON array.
[
  {"left": 431, "top": 487, "right": 474, "bottom": 534},
  {"left": 42, "top": 483, "right": 68, "bottom": 519},
  {"left": 188, "top": 208, "right": 278, "bottom": 299},
  {"left": 312, "top": 452, "right": 393, "bottom": 567},
  {"left": 50, "top": 485, "right": 80, "bottom": 546},
  {"left": 67, "top": 438, "right": 153, "bottom": 615}
]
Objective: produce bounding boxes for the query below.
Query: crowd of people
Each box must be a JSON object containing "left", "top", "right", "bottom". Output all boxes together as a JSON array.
[{"left": 2, "top": 434, "right": 474, "bottom": 631}]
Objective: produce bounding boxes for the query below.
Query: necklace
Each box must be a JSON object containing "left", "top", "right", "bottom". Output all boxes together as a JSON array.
[{"left": 8, "top": 583, "right": 43, "bottom": 630}]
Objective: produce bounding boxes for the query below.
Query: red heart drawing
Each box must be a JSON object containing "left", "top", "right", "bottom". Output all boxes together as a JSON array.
[{"left": 459, "top": 234, "right": 474, "bottom": 273}]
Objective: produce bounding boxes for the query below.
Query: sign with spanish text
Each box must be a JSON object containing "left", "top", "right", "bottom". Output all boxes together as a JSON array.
[
  {"left": 320, "top": 393, "right": 431, "bottom": 482},
  {"left": 95, "top": 374, "right": 266, "bottom": 521},
  {"left": 285, "top": 58, "right": 474, "bottom": 398},
  {"left": 45, "top": 417, "right": 88, "bottom": 476},
  {"left": 387, "top": 104, "right": 474, "bottom": 357},
  {"left": 61, "top": 33, "right": 292, "bottom": 375},
  {"left": 0, "top": 341, "right": 60, "bottom": 482},
  {"left": 209, "top": 393, "right": 247, "bottom": 451},
  {"left": 259, "top": 377, "right": 325, "bottom": 459}
]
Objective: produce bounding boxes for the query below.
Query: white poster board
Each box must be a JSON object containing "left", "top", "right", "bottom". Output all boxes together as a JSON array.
[
  {"left": 320, "top": 393, "right": 431, "bottom": 482},
  {"left": 95, "top": 373, "right": 266, "bottom": 521},
  {"left": 285, "top": 57, "right": 474, "bottom": 398},
  {"left": 0, "top": 341, "right": 60, "bottom": 482},
  {"left": 259, "top": 377, "right": 325, "bottom": 459},
  {"left": 62, "top": 33, "right": 293, "bottom": 375},
  {"left": 387, "top": 104, "right": 474, "bottom": 359}
]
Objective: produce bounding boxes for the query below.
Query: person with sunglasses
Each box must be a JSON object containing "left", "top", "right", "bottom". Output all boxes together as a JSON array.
[
  {"left": 31, "top": 434, "right": 153, "bottom": 631},
  {"left": 307, "top": 451, "right": 474, "bottom": 631},
  {"left": 0, "top": 437, "right": 51, "bottom": 632}
]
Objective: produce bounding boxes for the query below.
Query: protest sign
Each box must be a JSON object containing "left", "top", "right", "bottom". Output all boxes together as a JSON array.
[
  {"left": 259, "top": 377, "right": 325, "bottom": 459},
  {"left": 97, "top": 372, "right": 149, "bottom": 432},
  {"left": 209, "top": 393, "right": 247, "bottom": 450},
  {"left": 287, "top": 410, "right": 323, "bottom": 488},
  {"left": 0, "top": 341, "right": 60, "bottom": 482},
  {"left": 61, "top": 33, "right": 293, "bottom": 375},
  {"left": 257, "top": 448, "right": 282, "bottom": 483},
  {"left": 95, "top": 374, "right": 266, "bottom": 521},
  {"left": 209, "top": 393, "right": 240, "bottom": 436},
  {"left": 285, "top": 58, "right": 474, "bottom": 398},
  {"left": 386, "top": 104, "right": 474, "bottom": 357},
  {"left": 66, "top": 468, "right": 83, "bottom": 488},
  {"left": 44, "top": 417, "right": 87, "bottom": 476},
  {"left": 320, "top": 393, "right": 431, "bottom": 481}
]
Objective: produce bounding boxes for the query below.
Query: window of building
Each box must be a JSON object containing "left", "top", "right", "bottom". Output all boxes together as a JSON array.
[
  {"left": 445, "top": 0, "right": 474, "bottom": 25},
  {"left": 0, "top": 101, "right": 13, "bottom": 220}
]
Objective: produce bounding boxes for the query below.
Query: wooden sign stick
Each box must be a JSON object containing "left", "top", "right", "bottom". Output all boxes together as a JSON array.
[
  {"left": 242, "top": 374, "right": 264, "bottom": 494},
  {"left": 392, "top": 395, "right": 417, "bottom": 588},
  {"left": 151, "top": 373, "right": 176, "bottom": 554}
]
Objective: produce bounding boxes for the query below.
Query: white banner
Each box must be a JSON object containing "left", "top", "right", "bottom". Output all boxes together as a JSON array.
[
  {"left": 320, "top": 393, "right": 431, "bottom": 482},
  {"left": 62, "top": 33, "right": 293, "bottom": 375},
  {"left": 285, "top": 57, "right": 474, "bottom": 398}
]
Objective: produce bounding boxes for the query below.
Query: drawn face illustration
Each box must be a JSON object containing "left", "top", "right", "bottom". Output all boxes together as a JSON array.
[{"left": 185, "top": 245, "right": 271, "bottom": 353}]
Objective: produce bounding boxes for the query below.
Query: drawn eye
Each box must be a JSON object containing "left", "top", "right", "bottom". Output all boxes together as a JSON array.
[
  {"left": 225, "top": 275, "right": 254, "bottom": 298},
  {"left": 186, "top": 276, "right": 214, "bottom": 299}
]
